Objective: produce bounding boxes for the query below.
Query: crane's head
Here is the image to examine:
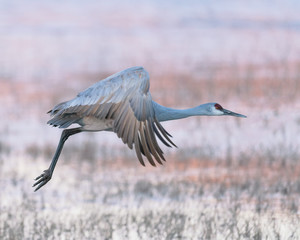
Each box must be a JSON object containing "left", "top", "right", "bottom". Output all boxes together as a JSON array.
[{"left": 204, "top": 103, "right": 247, "bottom": 118}]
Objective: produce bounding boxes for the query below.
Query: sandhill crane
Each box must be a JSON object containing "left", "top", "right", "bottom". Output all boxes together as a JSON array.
[{"left": 33, "top": 66, "right": 246, "bottom": 191}]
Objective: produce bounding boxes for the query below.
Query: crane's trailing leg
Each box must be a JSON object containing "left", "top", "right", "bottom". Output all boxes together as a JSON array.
[{"left": 33, "top": 127, "right": 82, "bottom": 191}]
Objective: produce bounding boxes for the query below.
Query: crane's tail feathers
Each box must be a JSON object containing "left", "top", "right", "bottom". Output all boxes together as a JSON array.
[
  {"left": 47, "top": 113, "right": 80, "bottom": 128},
  {"left": 47, "top": 101, "right": 83, "bottom": 128}
]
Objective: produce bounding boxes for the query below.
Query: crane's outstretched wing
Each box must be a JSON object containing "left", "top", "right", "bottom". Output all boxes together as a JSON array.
[{"left": 47, "top": 66, "right": 176, "bottom": 166}]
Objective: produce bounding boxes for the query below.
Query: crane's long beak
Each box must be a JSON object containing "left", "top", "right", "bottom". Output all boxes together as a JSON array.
[{"left": 222, "top": 109, "right": 247, "bottom": 118}]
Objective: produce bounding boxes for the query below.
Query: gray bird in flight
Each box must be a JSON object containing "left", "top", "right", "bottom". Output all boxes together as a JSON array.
[{"left": 33, "top": 66, "right": 246, "bottom": 191}]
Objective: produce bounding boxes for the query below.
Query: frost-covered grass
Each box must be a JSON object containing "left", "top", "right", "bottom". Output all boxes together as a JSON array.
[
  {"left": 1, "top": 198, "right": 299, "bottom": 240},
  {"left": 1, "top": 143, "right": 300, "bottom": 239}
]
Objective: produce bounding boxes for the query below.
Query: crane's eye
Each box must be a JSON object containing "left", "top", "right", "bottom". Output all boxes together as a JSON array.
[{"left": 214, "top": 103, "right": 223, "bottom": 110}]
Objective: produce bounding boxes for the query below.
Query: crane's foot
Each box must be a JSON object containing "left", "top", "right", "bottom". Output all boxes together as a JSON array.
[{"left": 33, "top": 169, "right": 52, "bottom": 192}]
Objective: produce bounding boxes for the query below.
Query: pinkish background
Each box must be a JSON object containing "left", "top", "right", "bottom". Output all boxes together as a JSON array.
[{"left": 0, "top": 1, "right": 300, "bottom": 239}]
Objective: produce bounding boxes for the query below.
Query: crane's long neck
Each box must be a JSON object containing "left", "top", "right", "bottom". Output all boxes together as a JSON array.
[{"left": 152, "top": 101, "right": 209, "bottom": 122}]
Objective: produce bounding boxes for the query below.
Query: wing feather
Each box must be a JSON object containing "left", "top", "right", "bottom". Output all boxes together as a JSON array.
[
  {"left": 144, "top": 120, "right": 163, "bottom": 165},
  {"left": 139, "top": 123, "right": 155, "bottom": 166},
  {"left": 134, "top": 125, "right": 145, "bottom": 166}
]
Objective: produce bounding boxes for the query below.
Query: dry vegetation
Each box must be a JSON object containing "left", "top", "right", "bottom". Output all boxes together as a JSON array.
[{"left": 0, "top": 138, "right": 300, "bottom": 239}]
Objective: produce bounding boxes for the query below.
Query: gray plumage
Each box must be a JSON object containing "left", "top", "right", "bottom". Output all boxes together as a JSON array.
[
  {"left": 33, "top": 66, "right": 246, "bottom": 191},
  {"left": 48, "top": 66, "right": 175, "bottom": 165}
]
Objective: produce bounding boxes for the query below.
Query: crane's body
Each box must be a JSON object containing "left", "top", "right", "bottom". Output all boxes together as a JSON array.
[{"left": 33, "top": 66, "right": 246, "bottom": 191}]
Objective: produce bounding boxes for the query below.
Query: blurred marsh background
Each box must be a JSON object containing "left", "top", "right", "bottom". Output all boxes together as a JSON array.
[{"left": 1, "top": 0, "right": 300, "bottom": 239}]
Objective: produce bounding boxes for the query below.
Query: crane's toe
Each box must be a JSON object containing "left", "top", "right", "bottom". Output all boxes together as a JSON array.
[{"left": 33, "top": 169, "right": 52, "bottom": 192}]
